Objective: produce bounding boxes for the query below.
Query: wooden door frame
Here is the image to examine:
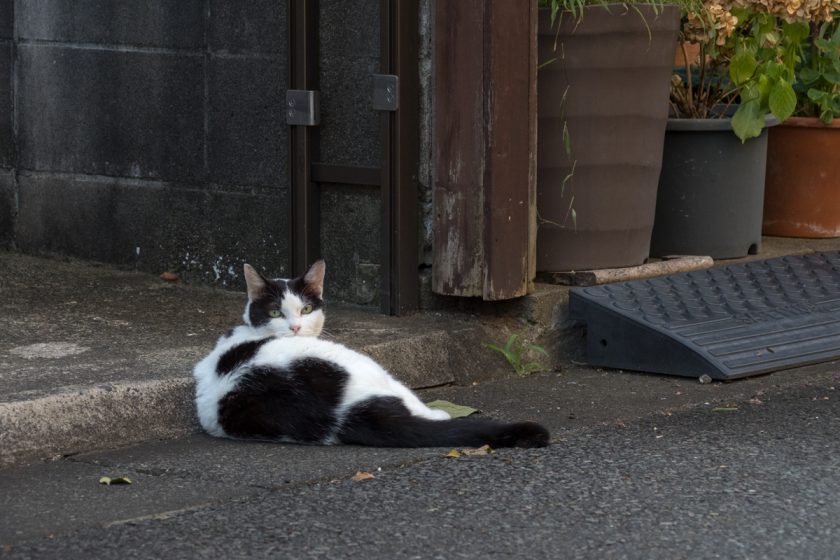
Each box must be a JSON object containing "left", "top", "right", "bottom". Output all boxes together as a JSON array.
[
  {"left": 288, "top": 0, "right": 320, "bottom": 279},
  {"left": 288, "top": 0, "right": 420, "bottom": 315}
]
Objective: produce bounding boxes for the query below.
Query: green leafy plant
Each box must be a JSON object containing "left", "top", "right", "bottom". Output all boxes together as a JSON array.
[
  {"left": 485, "top": 334, "right": 550, "bottom": 376},
  {"left": 795, "top": 16, "right": 840, "bottom": 122},
  {"left": 727, "top": 13, "right": 801, "bottom": 138},
  {"left": 671, "top": 0, "right": 839, "bottom": 139}
]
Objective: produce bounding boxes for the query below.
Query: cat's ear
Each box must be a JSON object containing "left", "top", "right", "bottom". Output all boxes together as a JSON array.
[
  {"left": 303, "top": 260, "right": 326, "bottom": 299},
  {"left": 243, "top": 264, "right": 268, "bottom": 301}
]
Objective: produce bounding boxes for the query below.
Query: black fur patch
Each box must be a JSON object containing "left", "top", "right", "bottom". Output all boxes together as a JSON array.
[
  {"left": 247, "top": 280, "right": 287, "bottom": 328},
  {"left": 338, "top": 397, "right": 550, "bottom": 448},
  {"left": 247, "top": 277, "right": 324, "bottom": 328},
  {"left": 216, "top": 338, "right": 272, "bottom": 376},
  {"left": 287, "top": 276, "right": 325, "bottom": 311},
  {"left": 218, "top": 358, "right": 348, "bottom": 442}
]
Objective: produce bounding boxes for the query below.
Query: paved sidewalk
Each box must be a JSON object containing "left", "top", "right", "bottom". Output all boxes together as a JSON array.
[
  {"left": 0, "top": 252, "right": 527, "bottom": 467},
  {"left": 2, "top": 236, "right": 840, "bottom": 468}
]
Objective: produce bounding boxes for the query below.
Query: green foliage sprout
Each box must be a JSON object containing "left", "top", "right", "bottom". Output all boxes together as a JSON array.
[
  {"left": 485, "top": 334, "right": 550, "bottom": 377},
  {"left": 796, "top": 17, "right": 840, "bottom": 122}
]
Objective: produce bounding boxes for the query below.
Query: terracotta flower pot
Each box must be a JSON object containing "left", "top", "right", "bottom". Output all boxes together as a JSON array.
[{"left": 763, "top": 117, "right": 840, "bottom": 238}]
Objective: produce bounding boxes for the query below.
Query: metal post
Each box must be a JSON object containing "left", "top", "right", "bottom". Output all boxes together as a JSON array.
[{"left": 288, "top": 0, "right": 321, "bottom": 277}]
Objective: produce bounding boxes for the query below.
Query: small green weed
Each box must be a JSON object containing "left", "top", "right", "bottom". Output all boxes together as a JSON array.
[{"left": 485, "top": 334, "right": 550, "bottom": 376}]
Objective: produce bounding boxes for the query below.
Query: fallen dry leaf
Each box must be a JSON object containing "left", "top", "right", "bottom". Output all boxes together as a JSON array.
[
  {"left": 351, "top": 471, "right": 375, "bottom": 482},
  {"left": 160, "top": 271, "right": 180, "bottom": 283},
  {"left": 748, "top": 398, "right": 764, "bottom": 405},
  {"left": 461, "top": 445, "right": 493, "bottom": 456},
  {"left": 445, "top": 449, "right": 462, "bottom": 458}
]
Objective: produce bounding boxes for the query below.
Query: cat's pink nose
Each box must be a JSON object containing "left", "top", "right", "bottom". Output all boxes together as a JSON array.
[{"left": 290, "top": 325, "right": 301, "bottom": 334}]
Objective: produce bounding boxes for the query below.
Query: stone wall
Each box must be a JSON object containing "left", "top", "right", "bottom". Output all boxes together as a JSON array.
[
  {"left": 0, "top": 1, "right": 436, "bottom": 308},
  {"left": 0, "top": 0, "right": 14, "bottom": 247},
  {"left": 0, "top": 0, "right": 291, "bottom": 287}
]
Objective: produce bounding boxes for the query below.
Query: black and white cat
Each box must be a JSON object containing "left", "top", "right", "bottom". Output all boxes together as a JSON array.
[{"left": 193, "top": 261, "right": 550, "bottom": 448}]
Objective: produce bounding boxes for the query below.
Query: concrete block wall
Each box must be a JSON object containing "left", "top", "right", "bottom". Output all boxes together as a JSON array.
[
  {"left": 0, "top": 0, "right": 291, "bottom": 286},
  {"left": 0, "top": 0, "right": 13, "bottom": 247}
]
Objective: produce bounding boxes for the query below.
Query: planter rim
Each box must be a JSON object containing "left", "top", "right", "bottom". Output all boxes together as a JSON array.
[
  {"left": 779, "top": 116, "right": 840, "bottom": 129},
  {"left": 537, "top": 2, "right": 680, "bottom": 12},
  {"left": 537, "top": 3, "right": 680, "bottom": 30},
  {"left": 667, "top": 114, "right": 779, "bottom": 132}
]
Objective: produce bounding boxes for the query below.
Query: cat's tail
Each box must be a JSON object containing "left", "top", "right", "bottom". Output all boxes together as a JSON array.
[{"left": 337, "top": 397, "right": 549, "bottom": 449}]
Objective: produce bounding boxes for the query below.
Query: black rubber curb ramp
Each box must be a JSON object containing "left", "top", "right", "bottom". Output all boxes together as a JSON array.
[{"left": 569, "top": 252, "right": 840, "bottom": 380}]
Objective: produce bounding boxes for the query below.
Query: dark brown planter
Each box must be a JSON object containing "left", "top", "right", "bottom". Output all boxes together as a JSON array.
[
  {"left": 763, "top": 117, "right": 840, "bottom": 238},
  {"left": 536, "top": 4, "right": 680, "bottom": 271}
]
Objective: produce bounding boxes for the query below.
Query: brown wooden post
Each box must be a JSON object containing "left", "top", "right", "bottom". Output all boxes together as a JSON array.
[{"left": 432, "top": 0, "right": 537, "bottom": 300}]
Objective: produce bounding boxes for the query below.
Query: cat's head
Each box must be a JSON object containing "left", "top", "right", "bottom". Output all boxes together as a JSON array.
[{"left": 241, "top": 260, "right": 326, "bottom": 337}]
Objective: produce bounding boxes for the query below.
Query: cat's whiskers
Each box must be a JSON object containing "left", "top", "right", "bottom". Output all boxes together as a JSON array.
[{"left": 318, "top": 329, "right": 337, "bottom": 340}]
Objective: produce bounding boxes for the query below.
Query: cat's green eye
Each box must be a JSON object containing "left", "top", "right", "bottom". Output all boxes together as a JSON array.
[
  {"left": 269, "top": 309, "right": 284, "bottom": 318},
  {"left": 301, "top": 304, "right": 314, "bottom": 315}
]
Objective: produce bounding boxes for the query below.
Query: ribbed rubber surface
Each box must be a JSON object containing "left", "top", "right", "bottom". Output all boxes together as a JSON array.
[{"left": 569, "top": 252, "right": 840, "bottom": 380}]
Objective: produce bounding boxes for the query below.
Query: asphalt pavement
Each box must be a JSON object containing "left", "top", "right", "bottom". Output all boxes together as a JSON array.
[
  {"left": 2, "top": 370, "right": 839, "bottom": 559},
  {"left": 4, "top": 241, "right": 840, "bottom": 558}
]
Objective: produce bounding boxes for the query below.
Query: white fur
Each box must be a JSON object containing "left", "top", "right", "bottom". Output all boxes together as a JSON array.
[
  {"left": 193, "top": 303, "right": 449, "bottom": 441},
  {"left": 280, "top": 292, "right": 324, "bottom": 336},
  {"left": 242, "top": 291, "right": 325, "bottom": 338},
  {"left": 193, "top": 330, "right": 253, "bottom": 436}
]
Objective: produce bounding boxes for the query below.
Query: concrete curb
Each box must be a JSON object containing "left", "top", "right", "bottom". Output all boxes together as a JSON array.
[
  {"left": 0, "top": 378, "right": 197, "bottom": 468},
  {"left": 0, "top": 323, "right": 532, "bottom": 468}
]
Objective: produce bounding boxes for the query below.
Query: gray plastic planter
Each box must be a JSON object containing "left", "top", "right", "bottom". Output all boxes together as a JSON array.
[{"left": 650, "top": 116, "right": 776, "bottom": 259}]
